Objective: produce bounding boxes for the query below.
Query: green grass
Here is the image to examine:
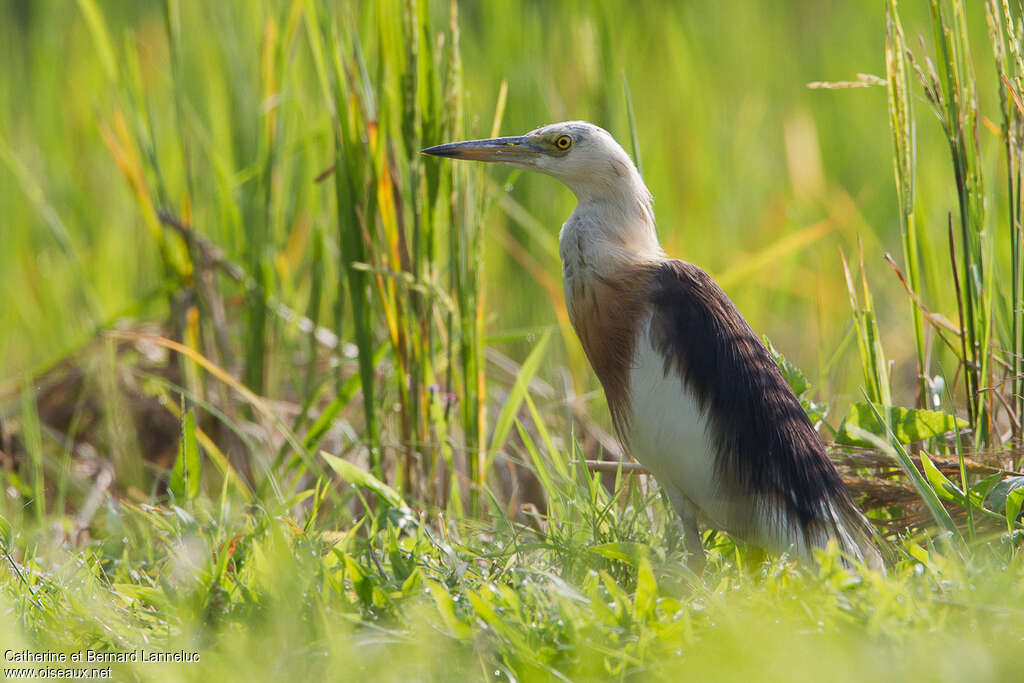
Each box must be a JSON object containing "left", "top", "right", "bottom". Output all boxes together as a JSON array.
[
  {"left": 3, "top": 452, "right": 1024, "bottom": 682},
  {"left": 2, "top": 0, "right": 1024, "bottom": 681}
]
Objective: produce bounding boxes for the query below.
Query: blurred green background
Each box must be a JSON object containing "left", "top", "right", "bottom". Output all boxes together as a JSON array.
[{"left": 0, "top": 0, "right": 996, "bottom": 410}]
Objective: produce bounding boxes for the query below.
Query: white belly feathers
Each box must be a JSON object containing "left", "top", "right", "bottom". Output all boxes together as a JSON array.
[{"left": 626, "top": 315, "right": 729, "bottom": 528}]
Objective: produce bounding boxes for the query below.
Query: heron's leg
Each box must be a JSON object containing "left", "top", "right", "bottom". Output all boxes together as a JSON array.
[{"left": 664, "top": 487, "right": 706, "bottom": 573}]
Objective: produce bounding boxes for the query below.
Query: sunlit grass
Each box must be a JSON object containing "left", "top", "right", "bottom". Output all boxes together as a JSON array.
[{"left": 2, "top": 445, "right": 1023, "bottom": 681}]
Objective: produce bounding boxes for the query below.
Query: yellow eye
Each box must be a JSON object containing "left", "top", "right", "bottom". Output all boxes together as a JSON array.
[{"left": 555, "top": 135, "right": 573, "bottom": 150}]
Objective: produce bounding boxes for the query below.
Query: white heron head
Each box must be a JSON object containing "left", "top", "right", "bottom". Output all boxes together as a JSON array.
[{"left": 422, "top": 121, "right": 644, "bottom": 203}]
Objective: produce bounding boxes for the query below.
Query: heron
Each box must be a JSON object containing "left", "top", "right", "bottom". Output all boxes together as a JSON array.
[{"left": 422, "top": 121, "right": 882, "bottom": 571}]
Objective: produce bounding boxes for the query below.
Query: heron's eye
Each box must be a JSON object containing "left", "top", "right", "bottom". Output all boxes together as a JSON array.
[{"left": 555, "top": 135, "right": 573, "bottom": 150}]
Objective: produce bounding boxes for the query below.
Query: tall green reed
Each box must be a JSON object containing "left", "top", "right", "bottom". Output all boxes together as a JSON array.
[
  {"left": 886, "top": 0, "right": 927, "bottom": 408},
  {"left": 308, "top": 0, "right": 497, "bottom": 507},
  {"left": 881, "top": 0, "right": 1024, "bottom": 449},
  {"left": 62, "top": 0, "right": 502, "bottom": 512},
  {"left": 987, "top": 0, "right": 1024, "bottom": 445},
  {"left": 832, "top": 0, "right": 1024, "bottom": 540}
]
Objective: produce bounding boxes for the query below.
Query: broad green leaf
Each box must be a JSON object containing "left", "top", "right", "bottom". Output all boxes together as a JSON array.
[
  {"left": 320, "top": 450, "right": 406, "bottom": 509},
  {"left": 968, "top": 472, "right": 1004, "bottom": 508},
  {"left": 424, "top": 578, "right": 472, "bottom": 640},
  {"left": 400, "top": 568, "right": 421, "bottom": 596},
  {"left": 919, "top": 452, "right": 963, "bottom": 503},
  {"left": 988, "top": 476, "right": 1024, "bottom": 530},
  {"left": 600, "top": 570, "right": 631, "bottom": 621},
  {"left": 586, "top": 580, "right": 620, "bottom": 627},
  {"left": 835, "top": 403, "right": 967, "bottom": 447},
  {"left": 633, "top": 556, "right": 656, "bottom": 622},
  {"left": 111, "top": 584, "right": 171, "bottom": 612},
  {"left": 345, "top": 555, "right": 373, "bottom": 607},
  {"left": 171, "top": 408, "right": 201, "bottom": 501},
  {"left": 764, "top": 336, "right": 810, "bottom": 395},
  {"left": 1007, "top": 489, "right": 1024, "bottom": 530},
  {"left": 467, "top": 589, "right": 528, "bottom": 651},
  {"left": 907, "top": 543, "right": 929, "bottom": 565},
  {"left": 590, "top": 542, "right": 649, "bottom": 567},
  {"left": 388, "top": 531, "right": 414, "bottom": 583}
]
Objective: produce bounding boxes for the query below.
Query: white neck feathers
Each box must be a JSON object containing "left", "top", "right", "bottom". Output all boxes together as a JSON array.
[{"left": 558, "top": 166, "right": 663, "bottom": 280}]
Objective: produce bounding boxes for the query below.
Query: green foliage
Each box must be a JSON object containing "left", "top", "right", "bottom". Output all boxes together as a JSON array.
[
  {"left": 170, "top": 408, "right": 202, "bottom": 502},
  {"left": 878, "top": 0, "right": 1022, "bottom": 444},
  {"left": 488, "top": 328, "right": 551, "bottom": 456},
  {"left": 0, "top": 441, "right": 1022, "bottom": 680},
  {"left": 886, "top": 0, "right": 928, "bottom": 405},
  {"left": 988, "top": 476, "right": 1024, "bottom": 529},
  {"left": 920, "top": 450, "right": 965, "bottom": 504},
  {"left": 835, "top": 403, "right": 968, "bottom": 447},
  {"left": 989, "top": 0, "right": 1024, "bottom": 435},
  {"left": 841, "top": 247, "right": 892, "bottom": 408},
  {"left": 321, "top": 450, "right": 406, "bottom": 510}
]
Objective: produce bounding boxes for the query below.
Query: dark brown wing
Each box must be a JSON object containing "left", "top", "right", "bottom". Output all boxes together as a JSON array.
[{"left": 648, "top": 260, "right": 878, "bottom": 561}]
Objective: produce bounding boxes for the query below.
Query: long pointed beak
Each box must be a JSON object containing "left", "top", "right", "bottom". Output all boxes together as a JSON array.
[{"left": 420, "top": 136, "right": 539, "bottom": 163}]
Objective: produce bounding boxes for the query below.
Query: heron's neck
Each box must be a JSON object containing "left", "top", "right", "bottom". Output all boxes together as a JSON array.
[
  {"left": 559, "top": 173, "right": 663, "bottom": 280},
  {"left": 557, "top": 173, "right": 664, "bottom": 425}
]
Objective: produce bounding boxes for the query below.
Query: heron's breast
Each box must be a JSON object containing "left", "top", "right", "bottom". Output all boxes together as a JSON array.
[{"left": 561, "top": 259, "right": 651, "bottom": 436}]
